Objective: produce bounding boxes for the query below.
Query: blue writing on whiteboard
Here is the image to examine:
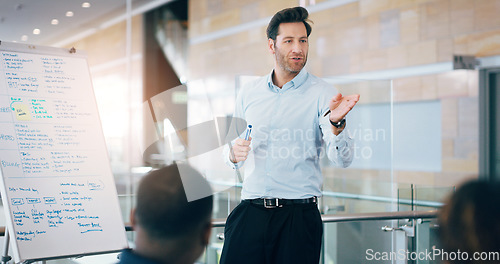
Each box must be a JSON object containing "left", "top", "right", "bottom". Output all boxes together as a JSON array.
[
  {"left": 15, "top": 229, "right": 47, "bottom": 241},
  {"left": 48, "top": 219, "right": 63, "bottom": 228},
  {"left": 16, "top": 230, "right": 34, "bottom": 241},
  {"left": 0, "top": 107, "right": 11, "bottom": 113},
  {"left": 81, "top": 229, "right": 103, "bottom": 234},
  {"left": 87, "top": 180, "right": 104, "bottom": 190},
  {"left": 44, "top": 197, "right": 56, "bottom": 204},
  {"left": 79, "top": 222, "right": 103, "bottom": 234},
  {"left": 13, "top": 211, "right": 29, "bottom": 219},
  {"left": 0, "top": 134, "right": 15, "bottom": 141},
  {"left": 26, "top": 198, "right": 41, "bottom": 204},
  {"left": 11, "top": 198, "right": 24, "bottom": 205},
  {"left": 1, "top": 161, "right": 20, "bottom": 168},
  {"left": 13, "top": 211, "right": 29, "bottom": 226},
  {"left": 31, "top": 209, "right": 45, "bottom": 223}
]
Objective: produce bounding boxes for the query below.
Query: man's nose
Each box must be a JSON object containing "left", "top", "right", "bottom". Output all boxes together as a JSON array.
[{"left": 291, "top": 42, "right": 303, "bottom": 54}]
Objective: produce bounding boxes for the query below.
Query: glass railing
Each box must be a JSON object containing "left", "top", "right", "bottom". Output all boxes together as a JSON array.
[
  {"left": 320, "top": 215, "right": 439, "bottom": 264},
  {"left": 200, "top": 210, "right": 439, "bottom": 264},
  {"left": 0, "top": 186, "right": 445, "bottom": 263},
  {"left": 196, "top": 180, "right": 449, "bottom": 264}
]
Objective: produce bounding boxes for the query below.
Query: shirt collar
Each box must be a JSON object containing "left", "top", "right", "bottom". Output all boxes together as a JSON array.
[
  {"left": 119, "top": 249, "right": 163, "bottom": 264},
  {"left": 267, "top": 68, "right": 308, "bottom": 92}
]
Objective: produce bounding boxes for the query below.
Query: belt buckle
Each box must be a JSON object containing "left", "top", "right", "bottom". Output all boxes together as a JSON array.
[{"left": 263, "top": 198, "right": 282, "bottom": 209}]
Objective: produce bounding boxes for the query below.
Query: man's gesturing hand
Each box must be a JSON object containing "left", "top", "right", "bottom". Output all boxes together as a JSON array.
[
  {"left": 230, "top": 137, "right": 252, "bottom": 163},
  {"left": 328, "top": 93, "right": 360, "bottom": 123}
]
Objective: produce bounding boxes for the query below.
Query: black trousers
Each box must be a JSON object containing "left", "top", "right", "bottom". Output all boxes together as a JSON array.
[{"left": 219, "top": 200, "right": 323, "bottom": 264}]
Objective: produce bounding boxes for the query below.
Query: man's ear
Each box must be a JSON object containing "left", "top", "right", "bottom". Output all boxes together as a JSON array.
[
  {"left": 268, "top": 38, "right": 276, "bottom": 54},
  {"left": 130, "top": 208, "right": 137, "bottom": 227},
  {"left": 201, "top": 222, "right": 212, "bottom": 246}
]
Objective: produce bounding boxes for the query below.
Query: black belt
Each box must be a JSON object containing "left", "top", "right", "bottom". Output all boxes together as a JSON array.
[{"left": 246, "top": 197, "right": 317, "bottom": 208}]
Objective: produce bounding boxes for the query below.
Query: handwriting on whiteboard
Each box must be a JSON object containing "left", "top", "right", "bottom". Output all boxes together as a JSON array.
[
  {"left": 8, "top": 180, "right": 105, "bottom": 240},
  {"left": 1, "top": 52, "right": 88, "bottom": 98}
]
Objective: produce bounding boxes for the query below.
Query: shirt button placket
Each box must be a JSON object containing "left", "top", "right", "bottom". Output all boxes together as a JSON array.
[{"left": 265, "top": 86, "right": 282, "bottom": 194}]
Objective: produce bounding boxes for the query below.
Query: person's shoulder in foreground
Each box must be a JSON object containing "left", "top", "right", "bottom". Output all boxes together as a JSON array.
[
  {"left": 438, "top": 179, "right": 500, "bottom": 264},
  {"left": 117, "top": 163, "right": 213, "bottom": 264}
]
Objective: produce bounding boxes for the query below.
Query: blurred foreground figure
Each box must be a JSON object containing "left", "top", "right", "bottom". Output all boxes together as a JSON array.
[
  {"left": 438, "top": 180, "right": 500, "bottom": 264},
  {"left": 118, "top": 163, "right": 213, "bottom": 264}
]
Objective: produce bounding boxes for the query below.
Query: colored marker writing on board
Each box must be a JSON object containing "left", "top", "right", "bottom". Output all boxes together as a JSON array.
[{"left": 244, "top": 125, "right": 252, "bottom": 141}]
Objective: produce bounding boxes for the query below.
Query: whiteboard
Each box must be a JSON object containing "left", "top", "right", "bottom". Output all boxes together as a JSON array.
[{"left": 0, "top": 42, "right": 128, "bottom": 263}]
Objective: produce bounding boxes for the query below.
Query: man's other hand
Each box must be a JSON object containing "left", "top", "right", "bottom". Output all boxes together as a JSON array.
[{"left": 230, "top": 137, "right": 252, "bottom": 163}]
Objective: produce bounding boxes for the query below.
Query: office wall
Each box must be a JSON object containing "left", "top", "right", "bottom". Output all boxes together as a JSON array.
[{"left": 187, "top": 0, "right": 500, "bottom": 188}]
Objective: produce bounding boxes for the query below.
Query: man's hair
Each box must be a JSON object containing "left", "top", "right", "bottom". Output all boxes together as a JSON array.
[
  {"left": 266, "top": 6, "right": 313, "bottom": 41},
  {"left": 134, "top": 163, "right": 213, "bottom": 241}
]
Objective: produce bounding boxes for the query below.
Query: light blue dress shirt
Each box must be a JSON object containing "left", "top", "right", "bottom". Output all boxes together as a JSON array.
[{"left": 224, "top": 69, "right": 354, "bottom": 200}]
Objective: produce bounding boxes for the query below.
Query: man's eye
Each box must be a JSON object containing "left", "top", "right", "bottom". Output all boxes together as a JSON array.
[{"left": 300, "top": 39, "right": 307, "bottom": 43}]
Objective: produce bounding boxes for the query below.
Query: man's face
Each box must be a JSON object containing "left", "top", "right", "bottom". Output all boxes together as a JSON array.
[{"left": 270, "top": 22, "right": 309, "bottom": 74}]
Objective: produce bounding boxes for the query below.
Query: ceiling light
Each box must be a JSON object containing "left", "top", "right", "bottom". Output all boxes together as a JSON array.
[
  {"left": 33, "top": 28, "right": 40, "bottom": 35},
  {"left": 82, "top": 2, "right": 91, "bottom": 8},
  {"left": 21, "top": 35, "right": 28, "bottom": 41},
  {"left": 51, "top": 19, "right": 59, "bottom": 25},
  {"left": 66, "top": 11, "right": 74, "bottom": 17}
]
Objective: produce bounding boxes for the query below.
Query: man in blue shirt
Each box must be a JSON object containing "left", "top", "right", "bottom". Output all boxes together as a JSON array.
[
  {"left": 118, "top": 163, "right": 213, "bottom": 264},
  {"left": 220, "top": 6, "right": 359, "bottom": 264}
]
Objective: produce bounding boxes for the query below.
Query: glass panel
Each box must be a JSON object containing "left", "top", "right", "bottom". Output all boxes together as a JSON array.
[
  {"left": 415, "top": 218, "right": 441, "bottom": 264},
  {"left": 324, "top": 220, "right": 401, "bottom": 264},
  {"left": 321, "top": 180, "right": 413, "bottom": 214},
  {"left": 414, "top": 186, "right": 454, "bottom": 211},
  {"left": 321, "top": 78, "right": 395, "bottom": 214},
  {"left": 398, "top": 185, "right": 455, "bottom": 212},
  {"left": 204, "top": 226, "right": 225, "bottom": 264},
  {"left": 186, "top": 77, "right": 395, "bottom": 216},
  {"left": 322, "top": 218, "right": 440, "bottom": 264},
  {"left": 398, "top": 184, "right": 415, "bottom": 213}
]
